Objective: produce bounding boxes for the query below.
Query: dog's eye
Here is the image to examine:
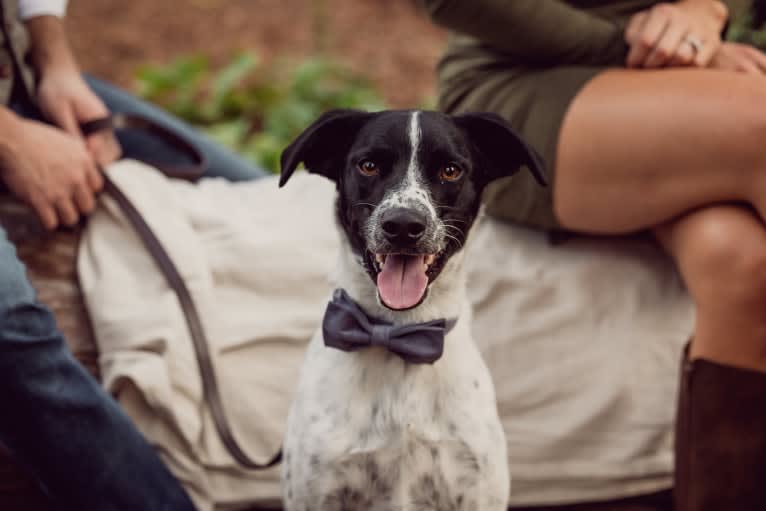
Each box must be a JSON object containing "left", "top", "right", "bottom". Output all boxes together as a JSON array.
[
  {"left": 357, "top": 160, "right": 379, "bottom": 177},
  {"left": 439, "top": 164, "right": 463, "bottom": 182}
]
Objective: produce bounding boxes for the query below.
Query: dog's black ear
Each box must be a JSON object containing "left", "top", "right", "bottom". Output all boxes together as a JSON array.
[
  {"left": 453, "top": 112, "right": 547, "bottom": 186},
  {"left": 279, "top": 109, "right": 372, "bottom": 187}
]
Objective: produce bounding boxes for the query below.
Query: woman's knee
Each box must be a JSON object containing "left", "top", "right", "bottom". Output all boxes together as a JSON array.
[
  {"left": 661, "top": 206, "right": 766, "bottom": 309},
  {"left": 724, "top": 89, "right": 766, "bottom": 178}
]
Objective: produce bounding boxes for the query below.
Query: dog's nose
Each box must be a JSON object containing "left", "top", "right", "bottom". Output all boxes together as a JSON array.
[{"left": 381, "top": 208, "right": 427, "bottom": 244}]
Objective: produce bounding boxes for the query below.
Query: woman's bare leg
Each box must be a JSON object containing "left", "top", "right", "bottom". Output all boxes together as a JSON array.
[
  {"left": 555, "top": 67, "right": 766, "bottom": 368},
  {"left": 653, "top": 206, "right": 766, "bottom": 510},
  {"left": 555, "top": 68, "right": 766, "bottom": 234},
  {"left": 555, "top": 70, "right": 766, "bottom": 507},
  {"left": 654, "top": 205, "right": 766, "bottom": 371}
]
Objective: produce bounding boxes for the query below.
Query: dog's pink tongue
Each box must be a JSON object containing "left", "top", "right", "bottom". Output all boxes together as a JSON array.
[{"left": 377, "top": 254, "right": 428, "bottom": 310}]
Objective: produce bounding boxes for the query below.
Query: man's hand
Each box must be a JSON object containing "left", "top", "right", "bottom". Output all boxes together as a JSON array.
[
  {"left": 625, "top": 0, "right": 728, "bottom": 69},
  {"left": 36, "top": 69, "right": 121, "bottom": 166},
  {"left": 0, "top": 113, "right": 103, "bottom": 230},
  {"left": 26, "top": 15, "right": 121, "bottom": 167},
  {"left": 1, "top": 14, "right": 122, "bottom": 231},
  {"left": 709, "top": 42, "right": 766, "bottom": 75}
]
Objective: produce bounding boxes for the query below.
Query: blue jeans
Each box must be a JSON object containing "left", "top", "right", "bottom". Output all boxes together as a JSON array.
[
  {"left": 0, "top": 78, "right": 268, "bottom": 509},
  {"left": 0, "top": 232, "right": 196, "bottom": 510}
]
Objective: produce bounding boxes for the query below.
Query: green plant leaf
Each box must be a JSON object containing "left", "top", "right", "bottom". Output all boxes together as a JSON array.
[
  {"left": 203, "top": 119, "right": 249, "bottom": 149},
  {"left": 201, "top": 52, "right": 259, "bottom": 120},
  {"left": 134, "top": 51, "right": 393, "bottom": 172}
]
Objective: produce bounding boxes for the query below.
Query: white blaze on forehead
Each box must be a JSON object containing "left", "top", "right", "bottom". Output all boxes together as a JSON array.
[
  {"left": 383, "top": 111, "right": 436, "bottom": 217},
  {"left": 366, "top": 110, "right": 444, "bottom": 251},
  {"left": 407, "top": 110, "right": 422, "bottom": 181}
]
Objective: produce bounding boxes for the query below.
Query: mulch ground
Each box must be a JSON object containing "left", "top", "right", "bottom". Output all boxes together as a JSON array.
[{"left": 66, "top": 0, "right": 448, "bottom": 108}]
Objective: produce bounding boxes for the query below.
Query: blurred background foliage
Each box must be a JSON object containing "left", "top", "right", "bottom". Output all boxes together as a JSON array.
[
  {"left": 134, "top": 0, "right": 394, "bottom": 173},
  {"left": 136, "top": 53, "right": 387, "bottom": 172},
  {"left": 728, "top": 1, "right": 766, "bottom": 47},
  {"left": 134, "top": 0, "right": 766, "bottom": 174}
]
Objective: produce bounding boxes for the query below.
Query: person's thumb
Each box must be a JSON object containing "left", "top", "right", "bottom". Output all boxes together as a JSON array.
[{"left": 44, "top": 101, "right": 82, "bottom": 138}]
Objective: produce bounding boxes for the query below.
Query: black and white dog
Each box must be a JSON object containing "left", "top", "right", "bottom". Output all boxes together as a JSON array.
[{"left": 279, "top": 109, "right": 545, "bottom": 511}]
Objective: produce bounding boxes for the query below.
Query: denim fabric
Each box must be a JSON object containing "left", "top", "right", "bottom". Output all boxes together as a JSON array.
[{"left": 0, "top": 230, "right": 197, "bottom": 510}]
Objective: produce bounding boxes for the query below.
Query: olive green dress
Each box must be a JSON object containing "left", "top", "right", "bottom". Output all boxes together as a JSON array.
[{"left": 420, "top": 0, "right": 666, "bottom": 229}]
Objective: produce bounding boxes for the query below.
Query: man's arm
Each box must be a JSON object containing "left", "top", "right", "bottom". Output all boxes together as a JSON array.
[
  {"left": 25, "top": 12, "right": 77, "bottom": 83},
  {"left": 0, "top": 1, "right": 114, "bottom": 230},
  {"left": 0, "top": 101, "right": 101, "bottom": 230},
  {"left": 18, "top": 0, "right": 70, "bottom": 72},
  {"left": 18, "top": 0, "right": 67, "bottom": 20},
  {"left": 21, "top": 8, "right": 120, "bottom": 164}
]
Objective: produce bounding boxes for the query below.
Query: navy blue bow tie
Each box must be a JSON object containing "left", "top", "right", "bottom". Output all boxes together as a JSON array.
[{"left": 321, "top": 289, "right": 456, "bottom": 364}]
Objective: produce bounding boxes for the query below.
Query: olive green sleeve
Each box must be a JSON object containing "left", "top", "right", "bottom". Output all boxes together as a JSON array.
[{"left": 418, "top": 0, "right": 629, "bottom": 66}]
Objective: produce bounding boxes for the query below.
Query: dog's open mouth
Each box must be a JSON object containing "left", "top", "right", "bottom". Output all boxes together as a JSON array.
[{"left": 370, "top": 252, "right": 439, "bottom": 310}]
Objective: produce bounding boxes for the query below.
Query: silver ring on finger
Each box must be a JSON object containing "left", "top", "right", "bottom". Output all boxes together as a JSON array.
[{"left": 684, "top": 35, "right": 704, "bottom": 54}]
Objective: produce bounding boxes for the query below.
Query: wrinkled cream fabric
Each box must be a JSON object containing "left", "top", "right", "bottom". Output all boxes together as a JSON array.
[{"left": 78, "top": 160, "right": 694, "bottom": 510}]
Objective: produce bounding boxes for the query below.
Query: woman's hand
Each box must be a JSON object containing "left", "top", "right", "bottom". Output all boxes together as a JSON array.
[
  {"left": 709, "top": 42, "right": 766, "bottom": 75},
  {"left": 625, "top": 0, "right": 728, "bottom": 69},
  {"left": 36, "top": 69, "right": 121, "bottom": 166}
]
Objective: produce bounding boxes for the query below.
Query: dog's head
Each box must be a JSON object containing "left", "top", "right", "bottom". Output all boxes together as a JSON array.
[{"left": 280, "top": 109, "right": 546, "bottom": 311}]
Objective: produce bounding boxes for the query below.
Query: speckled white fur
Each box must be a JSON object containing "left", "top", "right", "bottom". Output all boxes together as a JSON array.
[{"left": 282, "top": 112, "right": 509, "bottom": 511}]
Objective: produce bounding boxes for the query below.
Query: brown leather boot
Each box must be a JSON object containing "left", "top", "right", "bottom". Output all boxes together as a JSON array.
[{"left": 674, "top": 350, "right": 766, "bottom": 510}]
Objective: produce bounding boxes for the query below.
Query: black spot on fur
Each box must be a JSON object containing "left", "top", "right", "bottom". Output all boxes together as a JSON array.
[
  {"left": 365, "top": 458, "right": 379, "bottom": 482},
  {"left": 454, "top": 447, "right": 481, "bottom": 473},
  {"left": 432, "top": 398, "right": 441, "bottom": 419},
  {"left": 321, "top": 485, "right": 372, "bottom": 511},
  {"left": 409, "top": 473, "right": 452, "bottom": 511},
  {"left": 414, "top": 474, "right": 438, "bottom": 501}
]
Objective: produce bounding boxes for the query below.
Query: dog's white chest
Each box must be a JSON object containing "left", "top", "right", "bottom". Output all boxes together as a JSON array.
[{"left": 283, "top": 329, "right": 509, "bottom": 511}]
